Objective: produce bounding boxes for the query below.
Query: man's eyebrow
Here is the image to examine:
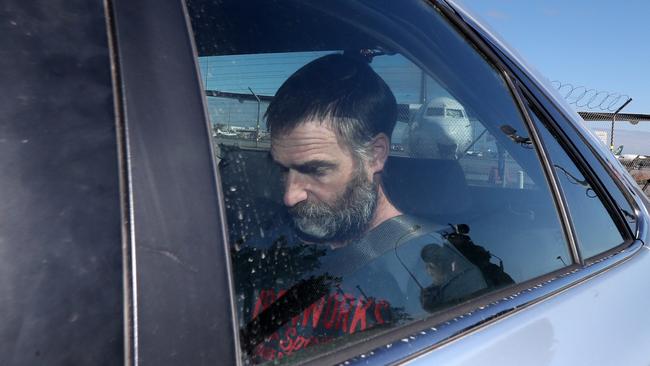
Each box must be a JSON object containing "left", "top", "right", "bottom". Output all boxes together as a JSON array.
[
  {"left": 269, "top": 155, "right": 337, "bottom": 173},
  {"left": 268, "top": 149, "right": 337, "bottom": 170},
  {"left": 293, "top": 160, "right": 338, "bottom": 172}
]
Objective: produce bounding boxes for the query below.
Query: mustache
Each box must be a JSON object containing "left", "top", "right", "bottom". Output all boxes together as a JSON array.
[{"left": 289, "top": 199, "right": 335, "bottom": 219}]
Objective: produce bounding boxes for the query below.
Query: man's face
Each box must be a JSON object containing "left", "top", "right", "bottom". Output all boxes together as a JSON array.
[{"left": 271, "top": 119, "right": 378, "bottom": 242}]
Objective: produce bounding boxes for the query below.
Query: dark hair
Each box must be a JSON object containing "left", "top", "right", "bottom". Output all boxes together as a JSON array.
[{"left": 266, "top": 53, "right": 397, "bottom": 156}]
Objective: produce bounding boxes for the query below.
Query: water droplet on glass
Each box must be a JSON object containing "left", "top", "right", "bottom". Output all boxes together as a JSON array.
[
  {"left": 261, "top": 252, "right": 266, "bottom": 259},
  {"left": 251, "top": 268, "right": 256, "bottom": 273},
  {"left": 401, "top": 338, "right": 409, "bottom": 343},
  {"left": 229, "top": 186, "right": 237, "bottom": 192},
  {"left": 248, "top": 257, "right": 254, "bottom": 262}
]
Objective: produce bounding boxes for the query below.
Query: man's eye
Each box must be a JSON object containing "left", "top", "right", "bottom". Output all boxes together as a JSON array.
[
  {"left": 300, "top": 166, "right": 328, "bottom": 177},
  {"left": 312, "top": 169, "right": 328, "bottom": 177}
]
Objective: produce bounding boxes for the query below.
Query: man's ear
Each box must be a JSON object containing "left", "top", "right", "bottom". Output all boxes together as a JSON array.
[{"left": 369, "top": 133, "right": 390, "bottom": 174}]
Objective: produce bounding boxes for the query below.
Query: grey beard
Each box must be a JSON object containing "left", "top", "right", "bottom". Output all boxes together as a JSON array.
[{"left": 289, "top": 172, "right": 378, "bottom": 243}]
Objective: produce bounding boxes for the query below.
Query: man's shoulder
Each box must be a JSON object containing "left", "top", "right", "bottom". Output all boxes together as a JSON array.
[
  {"left": 366, "top": 214, "right": 447, "bottom": 242},
  {"left": 387, "top": 215, "right": 447, "bottom": 238},
  {"left": 319, "top": 215, "right": 446, "bottom": 275}
]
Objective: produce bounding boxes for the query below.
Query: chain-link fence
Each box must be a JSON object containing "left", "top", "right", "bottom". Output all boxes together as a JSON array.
[
  {"left": 617, "top": 155, "right": 650, "bottom": 196},
  {"left": 550, "top": 82, "right": 650, "bottom": 197},
  {"left": 578, "top": 112, "right": 650, "bottom": 198}
]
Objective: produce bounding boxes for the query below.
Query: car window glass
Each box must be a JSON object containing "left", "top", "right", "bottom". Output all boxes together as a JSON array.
[
  {"left": 525, "top": 102, "right": 625, "bottom": 259},
  {"left": 456, "top": 119, "right": 535, "bottom": 189},
  {"left": 188, "top": 0, "right": 572, "bottom": 364}
]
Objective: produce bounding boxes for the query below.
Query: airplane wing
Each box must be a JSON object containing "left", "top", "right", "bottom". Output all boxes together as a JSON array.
[{"left": 205, "top": 89, "right": 274, "bottom": 102}]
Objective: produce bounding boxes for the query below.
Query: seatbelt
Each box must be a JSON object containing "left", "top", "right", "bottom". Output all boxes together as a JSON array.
[{"left": 318, "top": 215, "right": 434, "bottom": 277}]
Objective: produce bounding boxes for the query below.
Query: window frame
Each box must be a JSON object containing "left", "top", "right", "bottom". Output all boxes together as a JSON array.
[
  {"left": 110, "top": 0, "right": 241, "bottom": 364},
  {"left": 501, "top": 71, "right": 581, "bottom": 263}
]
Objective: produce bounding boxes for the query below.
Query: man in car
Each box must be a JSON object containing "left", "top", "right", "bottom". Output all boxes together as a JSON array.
[
  {"left": 244, "top": 53, "right": 486, "bottom": 363},
  {"left": 267, "top": 53, "right": 402, "bottom": 246}
]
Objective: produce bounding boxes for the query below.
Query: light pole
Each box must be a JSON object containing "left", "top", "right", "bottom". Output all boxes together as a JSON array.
[
  {"left": 248, "top": 87, "right": 261, "bottom": 146},
  {"left": 610, "top": 97, "right": 632, "bottom": 152}
]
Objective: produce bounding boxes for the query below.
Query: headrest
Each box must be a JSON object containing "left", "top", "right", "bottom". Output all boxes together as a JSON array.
[{"left": 383, "top": 156, "right": 471, "bottom": 220}]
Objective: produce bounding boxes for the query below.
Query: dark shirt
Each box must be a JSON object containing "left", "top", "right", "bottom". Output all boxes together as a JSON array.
[{"left": 236, "top": 215, "right": 487, "bottom": 363}]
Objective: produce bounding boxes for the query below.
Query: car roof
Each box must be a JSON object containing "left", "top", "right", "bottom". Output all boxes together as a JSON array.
[{"left": 187, "top": 0, "right": 382, "bottom": 57}]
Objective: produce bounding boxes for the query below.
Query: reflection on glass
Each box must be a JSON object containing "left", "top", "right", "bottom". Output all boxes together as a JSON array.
[
  {"left": 233, "top": 222, "right": 514, "bottom": 363},
  {"left": 527, "top": 104, "right": 624, "bottom": 258},
  {"left": 222, "top": 136, "right": 563, "bottom": 363},
  {"left": 553, "top": 164, "right": 597, "bottom": 198}
]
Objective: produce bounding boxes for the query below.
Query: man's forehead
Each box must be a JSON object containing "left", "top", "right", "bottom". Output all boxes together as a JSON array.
[
  {"left": 271, "top": 120, "right": 340, "bottom": 153},
  {"left": 270, "top": 118, "right": 367, "bottom": 165}
]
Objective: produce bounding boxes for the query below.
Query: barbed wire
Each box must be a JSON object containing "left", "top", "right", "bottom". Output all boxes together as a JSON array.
[{"left": 551, "top": 80, "right": 631, "bottom": 112}]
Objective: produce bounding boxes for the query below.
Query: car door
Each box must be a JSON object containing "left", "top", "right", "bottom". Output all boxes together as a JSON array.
[
  {"left": 109, "top": 0, "right": 650, "bottom": 365},
  {"left": 1, "top": 0, "right": 123, "bottom": 364}
]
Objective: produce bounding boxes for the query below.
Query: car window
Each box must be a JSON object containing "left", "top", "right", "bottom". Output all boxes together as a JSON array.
[
  {"left": 187, "top": 0, "right": 572, "bottom": 364},
  {"left": 524, "top": 101, "right": 625, "bottom": 259},
  {"left": 427, "top": 107, "right": 444, "bottom": 116},
  {"left": 446, "top": 109, "right": 463, "bottom": 118}
]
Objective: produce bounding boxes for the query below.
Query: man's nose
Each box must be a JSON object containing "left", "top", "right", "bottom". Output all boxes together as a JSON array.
[{"left": 283, "top": 171, "right": 308, "bottom": 207}]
